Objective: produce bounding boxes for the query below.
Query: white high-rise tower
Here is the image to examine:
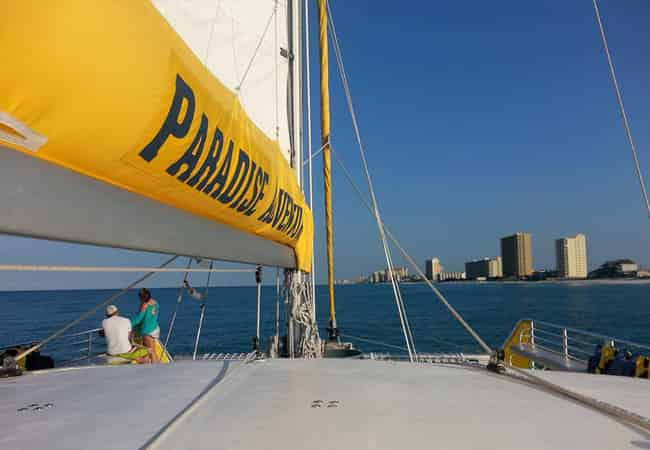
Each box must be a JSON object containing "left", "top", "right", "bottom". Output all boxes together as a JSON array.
[{"left": 556, "top": 233, "right": 588, "bottom": 279}]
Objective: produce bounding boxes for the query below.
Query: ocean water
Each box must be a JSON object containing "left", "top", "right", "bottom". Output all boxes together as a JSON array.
[{"left": 1, "top": 281, "right": 649, "bottom": 360}]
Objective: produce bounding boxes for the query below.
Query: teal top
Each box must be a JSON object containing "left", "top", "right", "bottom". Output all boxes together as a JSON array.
[{"left": 131, "top": 302, "right": 159, "bottom": 336}]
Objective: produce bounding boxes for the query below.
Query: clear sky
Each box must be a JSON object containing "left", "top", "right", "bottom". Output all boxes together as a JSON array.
[{"left": 1, "top": 0, "right": 649, "bottom": 290}]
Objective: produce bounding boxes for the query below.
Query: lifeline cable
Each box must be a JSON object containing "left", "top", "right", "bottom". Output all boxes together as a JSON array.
[{"left": 14, "top": 255, "right": 179, "bottom": 362}]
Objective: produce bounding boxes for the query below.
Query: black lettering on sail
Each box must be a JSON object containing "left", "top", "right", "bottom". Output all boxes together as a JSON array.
[
  {"left": 231, "top": 161, "right": 257, "bottom": 210},
  {"left": 207, "top": 141, "right": 234, "bottom": 198},
  {"left": 287, "top": 205, "right": 301, "bottom": 237},
  {"left": 188, "top": 127, "right": 224, "bottom": 190},
  {"left": 139, "top": 74, "right": 195, "bottom": 162},
  {"left": 166, "top": 114, "right": 208, "bottom": 181},
  {"left": 247, "top": 171, "right": 269, "bottom": 216},
  {"left": 278, "top": 196, "right": 295, "bottom": 232},
  {"left": 218, "top": 149, "right": 250, "bottom": 205},
  {"left": 258, "top": 185, "right": 278, "bottom": 224},
  {"left": 272, "top": 190, "right": 288, "bottom": 228}
]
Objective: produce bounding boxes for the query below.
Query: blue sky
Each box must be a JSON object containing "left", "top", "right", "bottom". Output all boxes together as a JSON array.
[{"left": 1, "top": 0, "right": 649, "bottom": 289}]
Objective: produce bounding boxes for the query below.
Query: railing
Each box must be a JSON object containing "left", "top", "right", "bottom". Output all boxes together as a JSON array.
[
  {"left": 364, "top": 352, "right": 490, "bottom": 366},
  {"left": 518, "top": 319, "right": 650, "bottom": 366},
  {"left": 1, "top": 328, "right": 105, "bottom": 367}
]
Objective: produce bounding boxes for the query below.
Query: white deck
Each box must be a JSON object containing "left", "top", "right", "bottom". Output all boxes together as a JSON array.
[{"left": 3, "top": 359, "right": 650, "bottom": 449}]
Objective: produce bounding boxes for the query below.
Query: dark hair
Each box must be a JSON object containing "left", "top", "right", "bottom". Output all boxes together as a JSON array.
[{"left": 139, "top": 288, "right": 151, "bottom": 300}]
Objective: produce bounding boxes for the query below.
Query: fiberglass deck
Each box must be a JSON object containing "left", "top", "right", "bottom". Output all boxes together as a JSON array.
[{"left": 3, "top": 359, "right": 650, "bottom": 449}]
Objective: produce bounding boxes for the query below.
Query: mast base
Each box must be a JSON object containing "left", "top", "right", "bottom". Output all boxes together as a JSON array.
[{"left": 327, "top": 326, "right": 340, "bottom": 342}]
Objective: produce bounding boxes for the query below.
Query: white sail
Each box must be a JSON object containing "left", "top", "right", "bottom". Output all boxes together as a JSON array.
[{"left": 152, "top": 0, "right": 295, "bottom": 164}]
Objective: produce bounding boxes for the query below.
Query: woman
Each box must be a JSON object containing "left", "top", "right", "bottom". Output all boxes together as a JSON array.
[{"left": 131, "top": 288, "right": 160, "bottom": 363}]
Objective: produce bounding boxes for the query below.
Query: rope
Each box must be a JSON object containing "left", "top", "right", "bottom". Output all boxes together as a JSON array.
[
  {"left": 14, "top": 255, "right": 179, "bottom": 362},
  {"left": 286, "top": 271, "right": 321, "bottom": 358},
  {"left": 192, "top": 261, "right": 213, "bottom": 360},
  {"left": 329, "top": 144, "right": 492, "bottom": 354},
  {"left": 237, "top": 7, "right": 276, "bottom": 92},
  {"left": 592, "top": 0, "right": 650, "bottom": 220},
  {"left": 340, "top": 333, "right": 408, "bottom": 352},
  {"left": 255, "top": 266, "right": 262, "bottom": 352},
  {"left": 505, "top": 365, "right": 650, "bottom": 433},
  {"left": 275, "top": 268, "right": 281, "bottom": 342},
  {"left": 0, "top": 265, "right": 252, "bottom": 273},
  {"left": 326, "top": 2, "right": 416, "bottom": 361},
  {"left": 273, "top": 0, "right": 279, "bottom": 140},
  {"left": 302, "top": 141, "right": 328, "bottom": 166},
  {"left": 202, "top": 1, "right": 221, "bottom": 66},
  {"left": 165, "top": 258, "right": 193, "bottom": 347},
  {"left": 304, "top": 0, "right": 317, "bottom": 315}
]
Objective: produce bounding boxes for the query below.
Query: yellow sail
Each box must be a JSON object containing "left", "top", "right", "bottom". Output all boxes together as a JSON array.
[{"left": 0, "top": 1, "right": 312, "bottom": 271}]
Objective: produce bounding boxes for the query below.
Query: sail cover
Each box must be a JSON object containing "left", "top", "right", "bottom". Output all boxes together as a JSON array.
[{"left": 0, "top": 1, "right": 312, "bottom": 271}]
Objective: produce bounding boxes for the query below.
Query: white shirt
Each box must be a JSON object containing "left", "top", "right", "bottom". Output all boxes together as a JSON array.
[{"left": 102, "top": 315, "right": 132, "bottom": 355}]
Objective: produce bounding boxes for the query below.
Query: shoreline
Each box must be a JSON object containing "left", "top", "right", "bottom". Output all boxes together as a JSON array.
[{"left": 379, "top": 278, "right": 650, "bottom": 286}]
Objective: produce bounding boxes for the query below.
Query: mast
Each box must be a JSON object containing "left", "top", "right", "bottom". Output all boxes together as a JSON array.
[
  {"left": 317, "top": 0, "right": 338, "bottom": 340},
  {"left": 282, "top": 0, "right": 321, "bottom": 358}
]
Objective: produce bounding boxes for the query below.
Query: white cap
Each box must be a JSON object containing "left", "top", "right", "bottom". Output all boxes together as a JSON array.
[{"left": 105, "top": 305, "right": 118, "bottom": 316}]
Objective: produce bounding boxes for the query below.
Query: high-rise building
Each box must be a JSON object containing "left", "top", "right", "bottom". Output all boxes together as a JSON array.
[
  {"left": 556, "top": 233, "right": 587, "bottom": 279},
  {"left": 385, "top": 267, "right": 408, "bottom": 281},
  {"left": 500, "top": 232, "right": 533, "bottom": 278},
  {"left": 465, "top": 257, "right": 503, "bottom": 280},
  {"left": 439, "top": 271, "right": 466, "bottom": 281},
  {"left": 425, "top": 258, "right": 443, "bottom": 281}
]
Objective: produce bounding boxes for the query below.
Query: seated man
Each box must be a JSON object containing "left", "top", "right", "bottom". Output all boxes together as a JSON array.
[{"left": 102, "top": 304, "right": 151, "bottom": 364}]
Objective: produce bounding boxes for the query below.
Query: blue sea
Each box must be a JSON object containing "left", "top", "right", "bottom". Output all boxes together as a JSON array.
[{"left": 2, "top": 281, "right": 650, "bottom": 360}]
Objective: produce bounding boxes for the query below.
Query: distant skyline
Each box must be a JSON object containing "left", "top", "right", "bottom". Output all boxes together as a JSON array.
[{"left": 1, "top": 1, "right": 649, "bottom": 290}]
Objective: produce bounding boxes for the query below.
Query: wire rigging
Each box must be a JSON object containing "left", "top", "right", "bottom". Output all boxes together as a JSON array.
[
  {"left": 324, "top": 1, "right": 492, "bottom": 356},
  {"left": 273, "top": 0, "right": 280, "bottom": 140},
  {"left": 592, "top": 0, "right": 650, "bottom": 220},
  {"left": 237, "top": 7, "right": 277, "bottom": 92},
  {"left": 14, "top": 255, "right": 179, "bottom": 363},
  {"left": 202, "top": 1, "right": 222, "bottom": 66},
  {"left": 165, "top": 258, "right": 193, "bottom": 347},
  {"left": 304, "top": 0, "right": 317, "bottom": 313},
  {"left": 329, "top": 144, "right": 492, "bottom": 354},
  {"left": 192, "top": 261, "right": 214, "bottom": 360},
  {"left": 326, "top": 1, "right": 416, "bottom": 361}
]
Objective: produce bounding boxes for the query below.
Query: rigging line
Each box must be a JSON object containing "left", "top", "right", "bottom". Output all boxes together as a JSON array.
[
  {"left": 505, "top": 364, "right": 650, "bottom": 433},
  {"left": 592, "top": 0, "right": 650, "bottom": 220},
  {"left": 302, "top": 141, "right": 327, "bottom": 166},
  {"left": 0, "top": 265, "right": 253, "bottom": 273},
  {"left": 383, "top": 245, "right": 417, "bottom": 359},
  {"left": 237, "top": 7, "right": 276, "bottom": 92},
  {"left": 13, "top": 255, "right": 179, "bottom": 363},
  {"left": 202, "top": 0, "right": 222, "bottom": 66},
  {"left": 325, "top": 1, "right": 489, "bottom": 355},
  {"left": 329, "top": 144, "right": 492, "bottom": 354},
  {"left": 304, "top": 0, "right": 317, "bottom": 317},
  {"left": 274, "top": 0, "right": 279, "bottom": 140},
  {"left": 193, "top": 261, "right": 213, "bottom": 360},
  {"left": 275, "top": 268, "right": 280, "bottom": 341},
  {"left": 326, "top": 2, "right": 414, "bottom": 361},
  {"left": 165, "top": 257, "right": 193, "bottom": 348},
  {"left": 339, "top": 333, "right": 408, "bottom": 352}
]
